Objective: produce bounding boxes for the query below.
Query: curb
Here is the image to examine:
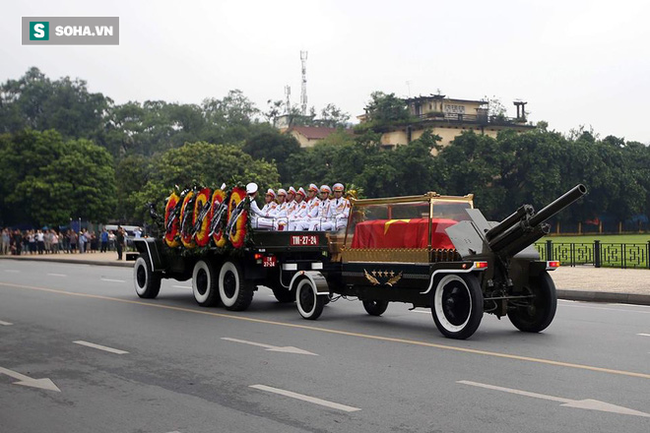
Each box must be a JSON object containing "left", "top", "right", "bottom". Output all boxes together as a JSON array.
[
  {"left": 0, "top": 256, "right": 133, "bottom": 268},
  {"left": 556, "top": 289, "right": 650, "bottom": 307}
]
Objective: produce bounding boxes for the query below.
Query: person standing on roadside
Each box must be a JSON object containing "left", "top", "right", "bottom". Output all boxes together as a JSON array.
[
  {"left": 100, "top": 228, "right": 109, "bottom": 252},
  {"left": 116, "top": 226, "right": 125, "bottom": 260},
  {"left": 1, "top": 228, "right": 9, "bottom": 255}
]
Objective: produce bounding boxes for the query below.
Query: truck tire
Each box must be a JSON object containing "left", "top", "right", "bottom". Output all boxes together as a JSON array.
[
  {"left": 219, "top": 260, "right": 254, "bottom": 311},
  {"left": 507, "top": 271, "right": 557, "bottom": 333},
  {"left": 296, "top": 277, "right": 325, "bottom": 320},
  {"left": 134, "top": 256, "right": 161, "bottom": 299},
  {"left": 362, "top": 299, "right": 389, "bottom": 316},
  {"left": 431, "top": 273, "right": 483, "bottom": 340},
  {"left": 192, "top": 259, "right": 220, "bottom": 307}
]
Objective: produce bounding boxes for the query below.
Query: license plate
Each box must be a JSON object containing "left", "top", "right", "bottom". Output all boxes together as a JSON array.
[
  {"left": 263, "top": 256, "right": 277, "bottom": 267},
  {"left": 290, "top": 235, "right": 318, "bottom": 246}
]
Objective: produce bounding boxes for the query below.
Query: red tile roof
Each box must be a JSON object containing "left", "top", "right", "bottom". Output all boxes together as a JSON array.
[{"left": 289, "top": 126, "right": 347, "bottom": 140}]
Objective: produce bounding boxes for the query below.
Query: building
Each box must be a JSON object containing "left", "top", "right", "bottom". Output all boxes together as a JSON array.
[
  {"left": 276, "top": 114, "right": 352, "bottom": 148},
  {"left": 285, "top": 125, "right": 345, "bottom": 148},
  {"left": 364, "top": 94, "right": 533, "bottom": 152}
]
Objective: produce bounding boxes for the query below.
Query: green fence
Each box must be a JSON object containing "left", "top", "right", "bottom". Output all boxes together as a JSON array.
[{"left": 533, "top": 240, "right": 650, "bottom": 269}]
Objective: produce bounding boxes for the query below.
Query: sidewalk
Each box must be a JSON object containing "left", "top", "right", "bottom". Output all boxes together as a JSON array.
[{"left": 1, "top": 253, "right": 649, "bottom": 305}]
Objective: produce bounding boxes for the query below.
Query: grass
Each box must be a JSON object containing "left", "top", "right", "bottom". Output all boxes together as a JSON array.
[{"left": 542, "top": 233, "right": 650, "bottom": 244}]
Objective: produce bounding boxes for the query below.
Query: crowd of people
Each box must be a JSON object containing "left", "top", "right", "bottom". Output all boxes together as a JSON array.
[
  {"left": 247, "top": 182, "right": 351, "bottom": 232},
  {"left": 0, "top": 227, "right": 129, "bottom": 256}
]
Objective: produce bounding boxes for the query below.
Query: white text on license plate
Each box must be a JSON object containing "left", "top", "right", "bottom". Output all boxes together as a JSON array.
[{"left": 290, "top": 235, "right": 318, "bottom": 246}]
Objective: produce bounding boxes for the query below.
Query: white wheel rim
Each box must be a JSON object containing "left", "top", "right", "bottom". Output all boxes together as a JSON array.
[
  {"left": 434, "top": 274, "right": 472, "bottom": 333},
  {"left": 219, "top": 262, "right": 239, "bottom": 307},
  {"left": 134, "top": 257, "right": 148, "bottom": 295},
  {"left": 296, "top": 279, "right": 316, "bottom": 317},
  {"left": 192, "top": 260, "right": 211, "bottom": 304}
]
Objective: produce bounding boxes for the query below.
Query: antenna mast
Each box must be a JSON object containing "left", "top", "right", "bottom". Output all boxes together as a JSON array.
[
  {"left": 284, "top": 85, "right": 291, "bottom": 114},
  {"left": 300, "top": 50, "right": 308, "bottom": 116}
]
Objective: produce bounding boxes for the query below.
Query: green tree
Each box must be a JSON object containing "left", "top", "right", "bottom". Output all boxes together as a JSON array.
[
  {"left": 131, "top": 142, "right": 281, "bottom": 221},
  {"left": 242, "top": 130, "right": 302, "bottom": 183},
  {"left": 0, "top": 129, "right": 116, "bottom": 226}
]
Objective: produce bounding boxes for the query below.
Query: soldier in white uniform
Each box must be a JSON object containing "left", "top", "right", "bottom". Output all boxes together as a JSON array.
[
  {"left": 328, "top": 183, "right": 351, "bottom": 231},
  {"left": 288, "top": 187, "right": 309, "bottom": 230},
  {"left": 309, "top": 185, "right": 332, "bottom": 231},
  {"left": 246, "top": 183, "right": 274, "bottom": 230},
  {"left": 273, "top": 188, "right": 289, "bottom": 230},
  {"left": 261, "top": 189, "right": 277, "bottom": 214},
  {"left": 298, "top": 185, "right": 321, "bottom": 230}
]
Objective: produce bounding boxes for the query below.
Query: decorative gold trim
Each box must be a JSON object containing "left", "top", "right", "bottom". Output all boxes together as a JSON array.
[{"left": 342, "top": 248, "right": 429, "bottom": 263}]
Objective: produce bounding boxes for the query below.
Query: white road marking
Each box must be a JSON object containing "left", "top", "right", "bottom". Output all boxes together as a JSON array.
[
  {"left": 250, "top": 384, "right": 360, "bottom": 412},
  {"left": 0, "top": 320, "right": 13, "bottom": 326},
  {"left": 637, "top": 333, "right": 650, "bottom": 337},
  {"left": 100, "top": 278, "right": 126, "bottom": 283},
  {"left": 4, "top": 270, "right": 19, "bottom": 273},
  {"left": 558, "top": 302, "right": 650, "bottom": 314},
  {"left": 172, "top": 285, "right": 192, "bottom": 289},
  {"left": 221, "top": 337, "right": 318, "bottom": 355},
  {"left": 73, "top": 340, "right": 129, "bottom": 355},
  {"left": 47, "top": 273, "right": 67, "bottom": 277},
  {"left": 0, "top": 366, "right": 61, "bottom": 392},
  {"left": 458, "top": 380, "right": 650, "bottom": 418},
  {"left": 410, "top": 309, "right": 430, "bottom": 314}
]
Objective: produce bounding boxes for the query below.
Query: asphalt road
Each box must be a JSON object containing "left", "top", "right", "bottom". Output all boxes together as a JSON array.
[{"left": 1, "top": 260, "right": 649, "bottom": 433}]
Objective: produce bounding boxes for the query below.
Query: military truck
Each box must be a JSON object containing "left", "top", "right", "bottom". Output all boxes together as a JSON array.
[
  {"left": 290, "top": 185, "right": 587, "bottom": 340},
  {"left": 130, "top": 186, "right": 330, "bottom": 310}
]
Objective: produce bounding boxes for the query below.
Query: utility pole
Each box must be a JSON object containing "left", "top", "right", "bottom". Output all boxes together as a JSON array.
[{"left": 300, "top": 51, "right": 308, "bottom": 116}]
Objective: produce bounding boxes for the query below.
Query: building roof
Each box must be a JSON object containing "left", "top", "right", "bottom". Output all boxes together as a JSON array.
[{"left": 288, "top": 126, "right": 348, "bottom": 140}]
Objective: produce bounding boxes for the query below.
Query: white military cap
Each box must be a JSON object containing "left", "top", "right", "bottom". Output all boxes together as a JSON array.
[
  {"left": 333, "top": 183, "right": 344, "bottom": 192},
  {"left": 297, "top": 187, "right": 306, "bottom": 197},
  {"left": 277, "top": 188, "right": 287, "bottom": 196},
  {"left": 288, "top": 186, "right": 297, "bottom": 195},
  {"left": 246, "top": 182, "right": 258, "bottom": 194},
  {"left": 320, "top": 185, "right": 332, "bottom": 193},
  {"left": 266, "top": 188, "right": 276, "bottom": 197},
  {"left": 309, "top": 183, "right": 319, "bottom": 192}
]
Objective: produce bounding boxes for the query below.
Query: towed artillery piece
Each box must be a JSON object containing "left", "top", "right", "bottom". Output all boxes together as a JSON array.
[{"left": 292, "top": 185, "right": 587, "bottom": 339}]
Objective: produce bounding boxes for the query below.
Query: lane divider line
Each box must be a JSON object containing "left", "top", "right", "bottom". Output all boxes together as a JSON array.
[
  {"left": 250, "top": 384, "right": 361, "bottom": 412},
  {"left": 100, "top": 278, "right": 126, "bottom": 283},
  {"left": 0, "top": 320, "right": 13, "bottom": 326},
  {"left": 73, "top": 340, "right": 129, "bottom": 355},
  {"left": 47, "top": 273, "right": 67, "bottom": 277},
  {"left": 2, "top": 281, "right": 650, "bottom": 380}
]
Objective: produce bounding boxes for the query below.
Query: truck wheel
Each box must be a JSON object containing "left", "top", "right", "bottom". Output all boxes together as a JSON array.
[
  {"left": 219, "top": 260, "right": 254, "bottom": 311},
  {"left": 134, "top": 256, "right": 161, "bottom": 299},
  {"left": 296, "top": 278, "right": 325, "bottom": 320},
  {"left": 192, "top": 259, "right": 220, "bottom": 307},
  {"left": 507, "top": 271, "right": 557, "bottom": 333},
  {"left": 362, "top": 299, "right": 389, "bottom": 316},
  {"left": 431, "top": 274, "right": 483, "bottom": 340}
]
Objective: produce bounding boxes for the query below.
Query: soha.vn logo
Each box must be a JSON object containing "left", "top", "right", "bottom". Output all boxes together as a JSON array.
[{"left": 29, "top": 21, "right": 49, "bottom": 40}]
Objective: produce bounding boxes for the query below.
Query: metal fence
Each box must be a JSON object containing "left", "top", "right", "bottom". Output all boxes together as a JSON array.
[{"left": 534, "top": 240, "right": 650, "bottom": 269}]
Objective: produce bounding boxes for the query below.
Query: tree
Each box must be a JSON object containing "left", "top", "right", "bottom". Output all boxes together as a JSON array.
[
  {"left": 0, "top": 129, "right": 116, "bottom": 226},
  {"left": 242, "top": 130, "right": 302, "bottom": 183},
  {"left": 361, "top": 91, "right": 411, "bottom": 129},
  {"left": 318, "top": 103, "right": 350, "bottom": 128},
  {"left": 0, "top": 67, "right": 110, "bottom": 139},
  {"left": 131, "top": 142, "right": 281, "bottom": 222}
]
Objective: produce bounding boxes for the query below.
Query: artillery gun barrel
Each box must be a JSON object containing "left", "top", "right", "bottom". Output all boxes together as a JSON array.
[
  {"left": 529, "top": 184, "right": 587, "bottom": 227},
  {"left": 485, "top": 204, "right": 534, "bottom": 242},
  {"left": 487, "top": 184, "right": 586, "bottom": 258}
]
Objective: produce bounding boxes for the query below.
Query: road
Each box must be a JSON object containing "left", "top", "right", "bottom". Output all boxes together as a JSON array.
[{"left": 1, "top": 260, "right": 649, "bottom": 433}]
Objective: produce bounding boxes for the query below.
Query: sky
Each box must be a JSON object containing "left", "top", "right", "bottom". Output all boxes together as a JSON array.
[{"left": 2, "top": 0, "right": 650, "bottom": 143}]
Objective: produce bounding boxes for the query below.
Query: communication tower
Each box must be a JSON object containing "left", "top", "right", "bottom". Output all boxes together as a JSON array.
[
  {"left": 284, "top": 85, "right": 291, "bottom": 114},
  {"left": 300, "top": 51, "right": 308, "bottom": 116}
]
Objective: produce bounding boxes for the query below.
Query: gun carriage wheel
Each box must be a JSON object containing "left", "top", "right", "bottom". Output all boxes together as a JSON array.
[
  {"left": 507, "top": 270, "right": 557, "bottom": 333},
  {"left": 431, "top": 273, "right": 483, "bottom": 340}
]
